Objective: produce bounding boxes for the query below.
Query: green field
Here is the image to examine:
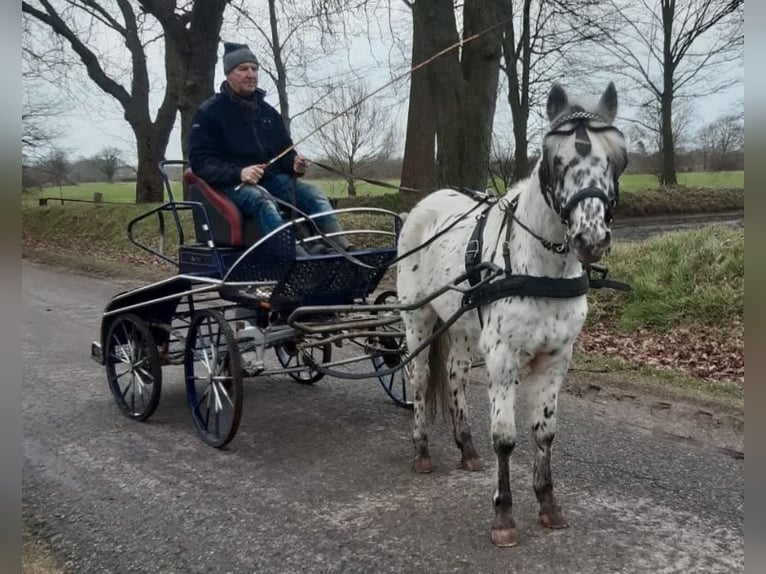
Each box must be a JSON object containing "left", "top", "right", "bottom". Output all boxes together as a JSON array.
[
  {"left": 23, "top": 170, "right": 744, "bottom": 205},
  {"left": 619, "top": 170, "right": 743, "bottom": 191}
]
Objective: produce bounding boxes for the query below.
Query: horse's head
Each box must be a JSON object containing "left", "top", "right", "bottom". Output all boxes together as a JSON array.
[{"left": 539, "top": 82, "right": 628, "bottom": 264}]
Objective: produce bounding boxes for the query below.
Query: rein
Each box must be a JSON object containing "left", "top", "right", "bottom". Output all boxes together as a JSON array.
[{"left": 308, "top": 158, "right": 423, "bottom": 194}]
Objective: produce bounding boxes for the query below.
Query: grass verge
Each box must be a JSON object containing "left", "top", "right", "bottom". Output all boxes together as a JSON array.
[
  {"left": 587, "top": 226, "right": 744, "bottom": 331},
  {"left": 569, "top": 353, "right": 744, "bottom": 414}
]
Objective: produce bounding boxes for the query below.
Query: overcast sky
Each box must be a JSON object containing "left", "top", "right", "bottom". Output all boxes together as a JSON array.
[{"left": 30, "top": 2, "right": 744, "bottom": 164}]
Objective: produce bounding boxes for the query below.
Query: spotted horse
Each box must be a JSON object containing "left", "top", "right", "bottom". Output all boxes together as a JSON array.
[{"left": 396, "top": 82, "right": 628, "bottom": 547}]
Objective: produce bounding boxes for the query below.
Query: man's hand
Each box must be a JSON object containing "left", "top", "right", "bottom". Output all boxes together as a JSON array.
[
  {"left": 293, "top": 155, "right": 308, "bottom": 176},
  {"left": 240, "top": 164, "right": 266, "bottom": 184}
]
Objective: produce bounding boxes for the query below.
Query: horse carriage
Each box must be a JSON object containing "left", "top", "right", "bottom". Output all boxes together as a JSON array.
[
  {"left": 91, "top": 82, "right": 631, "bottom": 546},
  {"left": 90, "top": 159, "right": 415, "bottom": 448}
]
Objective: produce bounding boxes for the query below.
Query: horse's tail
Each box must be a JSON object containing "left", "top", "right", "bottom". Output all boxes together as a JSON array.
[{"left": 425, "top": 319, "right": 451, "bottom": 423}]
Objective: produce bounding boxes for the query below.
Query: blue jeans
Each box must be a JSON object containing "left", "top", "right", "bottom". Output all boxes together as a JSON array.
[{"left": 222, "top": 173, "right": 337, "bottom": 236}]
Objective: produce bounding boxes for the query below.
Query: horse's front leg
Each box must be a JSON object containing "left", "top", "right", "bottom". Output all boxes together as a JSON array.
[
  {"left": 528, "top": 349, "right": 572, "bottom": 529},
  {"left": 446, "top": 335, "right": 484, "bottom": 471},
  {"left": 485, "top": 354, "right": 520, "bottom": 547}
]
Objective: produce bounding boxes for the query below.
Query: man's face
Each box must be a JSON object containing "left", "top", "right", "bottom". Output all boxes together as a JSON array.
[{"left": 226, "top": 62, "right": 258, "bottom": 96}]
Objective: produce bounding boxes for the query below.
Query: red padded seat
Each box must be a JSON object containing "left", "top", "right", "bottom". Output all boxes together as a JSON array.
[{"left": 184, "top": 169, "right": 260, "bottom": 247}]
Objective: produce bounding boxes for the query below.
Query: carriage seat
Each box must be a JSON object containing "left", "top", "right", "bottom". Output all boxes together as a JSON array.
[{"left": 184, "top": 169, "right": 262, "bottom": 247}]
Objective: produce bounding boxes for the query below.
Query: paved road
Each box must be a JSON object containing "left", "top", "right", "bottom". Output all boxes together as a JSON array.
[
  {"left": 612, "top": 210, "right": 743, "bottom": 242},
  {"left": 22, "top": 261, "right": 743, "bottom": 573}
]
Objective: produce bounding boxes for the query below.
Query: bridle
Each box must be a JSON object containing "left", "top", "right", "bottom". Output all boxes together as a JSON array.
[{"left": 539, "top": 110, "right": 626, "bottom": 228}]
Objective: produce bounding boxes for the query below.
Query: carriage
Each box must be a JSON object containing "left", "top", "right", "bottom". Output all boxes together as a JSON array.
[{"left": 90, "top": 159, "right": 415, "bottom": 448}]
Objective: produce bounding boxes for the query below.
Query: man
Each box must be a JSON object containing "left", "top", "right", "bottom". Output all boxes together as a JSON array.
[{"left": 189, "top": 42, "right": 352, "bottom": 253}]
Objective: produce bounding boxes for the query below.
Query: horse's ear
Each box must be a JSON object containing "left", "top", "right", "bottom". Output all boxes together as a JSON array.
[
  {"left": 546, "top": 83, "right": 569, "bottom": 123},
  {"left": 598, "top": 82, "right": 618, "bottom": 124}
]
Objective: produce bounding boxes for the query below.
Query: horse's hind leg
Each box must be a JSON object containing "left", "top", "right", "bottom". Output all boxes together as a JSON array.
[
  {"left": 401, "top": 305, "right": 438, "bottom": 473},
  {"left": 528, "top": 349, "right": 571, "bottom": 529},
  {"left": 446, "top": 334, "right": 484, "bottom": 471}
]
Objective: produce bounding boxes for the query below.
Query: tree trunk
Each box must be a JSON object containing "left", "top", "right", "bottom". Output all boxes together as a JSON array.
[
  {"left": 426, "top": 0, "right": 502, "bottom": 189},
  {"left": 660, "top": 90, "right": 676, "bottom": 185},
  {"left": 133, "top": 125, "right": 168, "bottom": 203},
  {"left": 159, "top": 0, "right": 228, "bottom": 199},
  {"left": 502, "top": 0, "right": 532, "bottom": 182},
  {"left": 267, "top": 0, "right": 291, "bottom": 131},
  {"left": 659, "top": 0, "right": 677, "bottom": 186},
  {"left": 400, "top": 1, "right": 436, "bottom": 197}
]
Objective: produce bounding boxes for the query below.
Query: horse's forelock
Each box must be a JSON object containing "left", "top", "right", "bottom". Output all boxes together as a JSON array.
[{"left": 543, "top": 110, "right": 627, "bottom": 175}]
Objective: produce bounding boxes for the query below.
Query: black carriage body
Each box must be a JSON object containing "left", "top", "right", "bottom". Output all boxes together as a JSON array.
[{"left": 98, "top": 277, "right": 191, "bottom": 356}]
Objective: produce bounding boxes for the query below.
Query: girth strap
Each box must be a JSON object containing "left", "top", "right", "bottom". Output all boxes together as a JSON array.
[{"left": 463, "top": 273, "right": 590, "bottom": 309}]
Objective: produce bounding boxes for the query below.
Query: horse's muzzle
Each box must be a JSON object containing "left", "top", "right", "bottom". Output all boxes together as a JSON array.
[{"left": 571, "top": 229, "right": 611, "bottom": 264}]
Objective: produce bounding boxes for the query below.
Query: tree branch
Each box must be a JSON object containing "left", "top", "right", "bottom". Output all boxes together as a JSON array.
[{"left": 22, "top": 0, "right": 132, "bottom": 109}]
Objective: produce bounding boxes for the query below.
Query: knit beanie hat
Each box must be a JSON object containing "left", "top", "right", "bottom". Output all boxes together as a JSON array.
[{"left": 223, "top": 42, "right": 258, "bottom": 74}]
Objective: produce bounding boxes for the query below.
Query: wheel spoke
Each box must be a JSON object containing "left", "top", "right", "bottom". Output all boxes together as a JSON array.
[
  {"left": 195, "top": 384, "right": 211, "bottom": 410},
  {"left": 215, "top": 380, "right": 234, "bottom": 409},
  {"left": 121, "top": 375, "right": 135, "bottom": 400},
  {"left": 114, "top": 365, "right": 132, "bottom": 381}
]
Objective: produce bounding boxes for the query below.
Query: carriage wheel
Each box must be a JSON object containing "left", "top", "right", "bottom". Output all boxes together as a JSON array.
[
  {"left": 184, "top": 309, "right": 243, "bottom": 448},
  {"left": 370, "top": 291, "right": 413, "bottom": 410},
  {"left": 104, "top": 314, "right": 162, "bottom": 421},
  {"left": 274, "top": 335, "right": 332, "bottom": 384}
]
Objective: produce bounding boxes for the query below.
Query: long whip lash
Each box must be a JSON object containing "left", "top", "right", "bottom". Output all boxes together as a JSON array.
[{"left": 266, "top": 15, "right": 513, "bottom": 168}]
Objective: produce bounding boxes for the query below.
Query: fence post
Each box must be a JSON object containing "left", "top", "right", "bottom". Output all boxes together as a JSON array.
[{"left": 94, "top": 192, "right": 103, "bottom": 203}]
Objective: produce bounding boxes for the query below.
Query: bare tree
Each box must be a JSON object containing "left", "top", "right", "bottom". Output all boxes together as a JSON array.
[
  {"left": 22, "top": 33, "right": 66, "bottom": 157},
  {"left": 400, "top": 0, "right": 504, "bottom": 190},
  {"left": 22, "top": 1, "right": 229, "bottom": 203},
  {"left": 95, "top": 146, "right": 125, "bottom": 183},
  {"left": 626, "top": 97, "right": 697, "bottom": 179},
  {"left": 498, "top": 0, "right": 612, "bottom": 182},
  {"left": 588, "top": 0, "right": 743, "bottom": 185},
  {"left": 230, "top": 0, "right": 353, "bottom": 133},
  {"left": 697, "top": 110, "right": 743, "bottom": 171},
  {"left": 37, "top": 148, "right": 71, "bottom": 202},
  {"left": 488, "top": 132, "right": 517, "bottom": 192},
  {"left": 309, "top": 81, "right": 397, "bottom": 196},
  {"left": 22, "top": 94, "right": 60, "bottom": 155},
  {"left": 141, "top": 1, "right": 230, "bottom": 166}
]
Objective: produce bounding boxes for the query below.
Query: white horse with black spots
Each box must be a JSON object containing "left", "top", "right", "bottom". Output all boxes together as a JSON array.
[{"left": 396, "top": 82, "right": 628, "bottom": 547}]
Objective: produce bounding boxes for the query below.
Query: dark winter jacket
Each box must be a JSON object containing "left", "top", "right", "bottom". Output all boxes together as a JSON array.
[{"left": 188, "top": 82, "right": 297, "bottom": 188}]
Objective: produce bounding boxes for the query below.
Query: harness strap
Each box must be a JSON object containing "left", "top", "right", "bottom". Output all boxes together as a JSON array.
[
  {"left": 559, "top": 186, "right": 614, "bottom": 225},
  {"left": 463, "top": 273, "right": 590, "bottom": 309},
  {"left": 464, "top": 202, "right": 496, "bottom": 327},
  {"left": 464, "top": 204, "right": 495, "bottom": 288},
  {"left": 586, "top": 263, "right": 631, "bottom": 291},
  {"left": 501, "top": 195, "right": 568, "bottom": 255}
]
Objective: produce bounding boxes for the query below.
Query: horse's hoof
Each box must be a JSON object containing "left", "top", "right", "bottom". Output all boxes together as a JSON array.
[
  {"left": 414, "top": 456, "right": 433, "bottom": 473},
  {"left": 491, "top": 527, "right": 518, "bottom": 547},
  {"left": 461, "top": 456, "right": 485, "bottom": 471},
  {"left": 540, "top": 510, "right": 569, "bottom": 529}
]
